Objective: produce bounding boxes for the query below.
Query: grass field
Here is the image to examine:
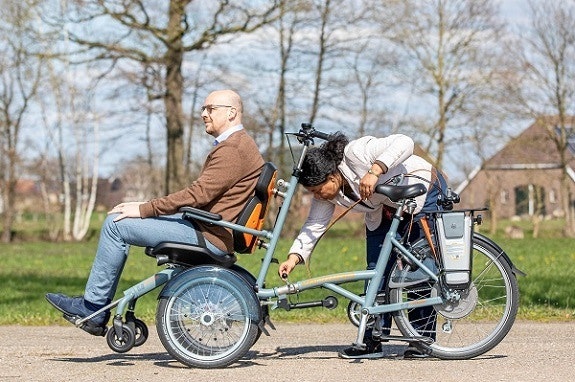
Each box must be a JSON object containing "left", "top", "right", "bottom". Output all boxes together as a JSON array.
[{"left": 1, "top": 216, "right": 574, "bottom": 326}]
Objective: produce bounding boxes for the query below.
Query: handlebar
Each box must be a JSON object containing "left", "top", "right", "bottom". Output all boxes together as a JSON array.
[
  {"left": 438, "top": 188, "right": 460, "bottom": 210},
  {"left": 294, "top": 123, "right": 331, "bottom": 143}
]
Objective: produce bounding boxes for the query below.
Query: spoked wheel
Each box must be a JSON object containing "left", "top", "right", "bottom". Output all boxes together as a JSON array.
[
  {"left": 156, "top": 266, "right": 261, "bottom": 369},
  {"left": 389, "top": 234, "right": 519, "bottom": 360}
]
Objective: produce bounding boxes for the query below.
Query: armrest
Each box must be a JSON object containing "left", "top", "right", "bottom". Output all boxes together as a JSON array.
[{"left": 179, "top": 206, "right": 223, "bottom": 221}]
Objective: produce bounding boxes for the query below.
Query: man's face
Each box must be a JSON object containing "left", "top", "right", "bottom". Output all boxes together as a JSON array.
[{"left": 201, "top": 94, "right": 233, "bottom": 137}]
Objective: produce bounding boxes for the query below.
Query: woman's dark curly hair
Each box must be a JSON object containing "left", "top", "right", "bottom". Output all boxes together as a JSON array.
[{"left": 299, "top": 132, "right": 349, "bottom": 187}]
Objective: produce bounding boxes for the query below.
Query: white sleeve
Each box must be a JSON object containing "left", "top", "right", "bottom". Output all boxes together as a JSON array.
[
  {"left": 288, "top": 197, "right": 335, "bottom": 263},
  {"left": 348, "top": 135, "right": 414, "bottom": 170}
]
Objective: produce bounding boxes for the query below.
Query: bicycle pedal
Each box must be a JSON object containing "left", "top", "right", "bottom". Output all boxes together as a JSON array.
[
  {"left": 338, "top": 351, "right": 386, "bottom": 360},
  {"left": 376, "top": 335, "right": 434, "bottom": 345}
]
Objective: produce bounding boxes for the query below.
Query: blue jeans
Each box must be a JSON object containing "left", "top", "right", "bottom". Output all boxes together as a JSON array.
[{"left": 83, "top": 213, "right": 227, "bottom": 305}]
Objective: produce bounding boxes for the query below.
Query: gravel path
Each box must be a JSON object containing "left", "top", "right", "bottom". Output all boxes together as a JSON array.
[{"left": 1, "top": 321, "right": 574, "bottom": 382}]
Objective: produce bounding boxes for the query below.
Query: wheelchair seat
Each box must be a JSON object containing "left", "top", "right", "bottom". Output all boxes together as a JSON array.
[{"left": 145, "top": 162, "right": 278, "bottom": 268}]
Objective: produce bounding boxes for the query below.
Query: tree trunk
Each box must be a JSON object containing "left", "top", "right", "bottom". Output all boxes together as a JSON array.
[
  {"left": 1, "top": 178, "right": 15, "bottom": 243},
  {"left": 561, "top": 172, "right": 575, "bottom": 237},
  {"left": 163, "top": 0, "right": 187, "bottom": 194},
  {"left": 1, "top": 144, "right": 19, "bottom": 243}
]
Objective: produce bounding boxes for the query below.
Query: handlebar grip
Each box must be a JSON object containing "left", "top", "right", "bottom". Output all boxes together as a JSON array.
[
  {"left": 300, "top": 123, "right": 331, "bottom": 141},
  {"left": 312, "top": 130, "right": 331, "bottom": 141}
]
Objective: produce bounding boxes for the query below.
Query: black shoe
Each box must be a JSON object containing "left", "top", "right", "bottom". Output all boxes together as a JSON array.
[
  {"left": 403, "top": 345, "right": 430, "bottom": 359},
  {"left": 45, "top": 293, "right": 109, "bottom": 336},
  {"left": 338, "top": 339, "right": 384, "bottom": 359}
]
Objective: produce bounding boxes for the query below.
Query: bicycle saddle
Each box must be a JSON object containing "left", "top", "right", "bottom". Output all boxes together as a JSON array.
[{"left": 374, "top": 183, "right": 427, "bottom": 202}]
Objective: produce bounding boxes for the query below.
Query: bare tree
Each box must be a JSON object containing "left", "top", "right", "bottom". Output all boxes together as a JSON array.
[
  {"left": 299, "top": 0, "right": 386, "bottom": 130},
  {"left": 510, "top": 0, "right": 575, "bottom": 237},
  {"left": 387, "top": 0, "right": 506, "bottom": 170},
  {"left": 44, "top": 0, "right": 279, "bottom": 193},
  {"left": 38, "top": 59, "right": 103, "bottom": 242},
  {"left": 258, "top": 0, "right": 309, "bottom": 169},
  {"left": 0, "top": 1, "right": 42, "bottom": 242}
]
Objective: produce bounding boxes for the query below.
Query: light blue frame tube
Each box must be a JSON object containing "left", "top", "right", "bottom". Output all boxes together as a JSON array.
[{"left": 104, "top": 133, "right": 443, "bottom": 349}]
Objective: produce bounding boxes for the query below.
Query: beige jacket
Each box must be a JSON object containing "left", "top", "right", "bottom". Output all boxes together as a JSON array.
[{"left": 139, "top": 129, "right": 264, "bottom": 252}]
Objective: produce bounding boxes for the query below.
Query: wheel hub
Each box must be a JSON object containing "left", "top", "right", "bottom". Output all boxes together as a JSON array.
[
  {"left": 200, "top": 312, "right": 216, "bottom": 326},
  {"left": 432, "top": 283, "right": 478, "bottom": 319}
]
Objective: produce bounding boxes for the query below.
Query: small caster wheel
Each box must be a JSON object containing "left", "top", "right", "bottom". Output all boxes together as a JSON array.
[
  {"left": 106, "top": 324, "right": 136, "bottom": 353},
  {"left": 133, "top": 318, "right": 149, "bottom": 347}
]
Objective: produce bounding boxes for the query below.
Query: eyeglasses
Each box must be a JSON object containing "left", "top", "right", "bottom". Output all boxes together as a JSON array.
[{"left": 201, "top": 104, "right": 233, "bottom": 114}]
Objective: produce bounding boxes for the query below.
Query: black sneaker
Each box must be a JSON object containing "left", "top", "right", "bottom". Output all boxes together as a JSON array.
[
  {"left": 338, "top": 339, "right": 384, "bottom": 359},
  {"left": 45, "top": 293, "right": 109, "bottom": 336}
]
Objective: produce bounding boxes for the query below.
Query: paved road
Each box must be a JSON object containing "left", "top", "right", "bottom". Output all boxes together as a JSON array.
[{"left": 1, "top": 322, "right": 574, "bottom": 382}]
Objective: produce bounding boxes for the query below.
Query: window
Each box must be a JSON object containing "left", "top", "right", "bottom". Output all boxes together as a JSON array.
[
  {"left": 500, "top": 190, "right": 509, "bottom": 205},
  {"left": 515, "top": 184, "right": 546, "bottom": 216},
  {"left": 549, "top": 189, "right": 556, "bottom": 204}
]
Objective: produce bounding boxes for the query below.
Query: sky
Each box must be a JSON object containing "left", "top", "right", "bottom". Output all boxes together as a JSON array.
[{"left": 23, "top": 0, "right": 538, "bottom": 186}]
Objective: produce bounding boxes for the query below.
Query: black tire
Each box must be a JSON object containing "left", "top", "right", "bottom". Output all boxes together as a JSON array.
[
  {"left": 106, "top": 325, "right": 136, "bottom": 353},
  {"left": 389, "top": 233, "right": 519, "bottom": 359},
  {"left": 156, "top": 266, "right": 261, "bottom": 369},
  {"left": 133, "top": 318, "right": 149, "bottom": 347},
  {"left": 230, "top": 264, "right": 268, "bottom": 342}
]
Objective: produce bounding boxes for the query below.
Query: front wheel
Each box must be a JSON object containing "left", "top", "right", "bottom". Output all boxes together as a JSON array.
[
  {"left": 389, "top": 234, "right": 519, "bottom": 359},
  {"left": 156, "top": 266, "right": 261, "bottom": 369},
  {"left": 106, "top": 324, "right": 135, "bottom": 353}
]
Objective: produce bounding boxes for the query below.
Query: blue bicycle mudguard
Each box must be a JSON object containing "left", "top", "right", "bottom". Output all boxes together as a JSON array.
[
  {"left": 230, "top": 264, "right": 258, "bottom": 285},
  {"left": 157, "top": 265, "right": 262, "bottom": 322}
]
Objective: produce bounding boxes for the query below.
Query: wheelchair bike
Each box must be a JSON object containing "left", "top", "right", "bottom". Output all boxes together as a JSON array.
[{"left": 70, "top": 123, "right": 522, "bottom": 368}]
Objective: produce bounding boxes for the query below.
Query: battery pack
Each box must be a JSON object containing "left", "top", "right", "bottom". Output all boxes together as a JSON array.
[{"left": 435, "top": 211, "right": 473, "bottom": 289}]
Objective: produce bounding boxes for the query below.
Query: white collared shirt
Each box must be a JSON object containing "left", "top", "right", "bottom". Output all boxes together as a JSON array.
[{"left": 214, "top": 124, "right": 244, "bottom": 145}]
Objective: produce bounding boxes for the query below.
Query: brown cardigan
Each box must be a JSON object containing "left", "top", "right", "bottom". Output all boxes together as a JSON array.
[{"left": 139, "top": 129, "right": 264, "bottom": 252}]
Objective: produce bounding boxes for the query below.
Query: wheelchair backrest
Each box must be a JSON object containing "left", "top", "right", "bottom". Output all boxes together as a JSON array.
[{"left": 233, "top": 162, "right": 278, "bottom": 254}]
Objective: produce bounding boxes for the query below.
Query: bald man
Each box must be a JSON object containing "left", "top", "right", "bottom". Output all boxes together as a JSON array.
[{"left": 46, "top": 90, "right": 264, "bottom": 336}]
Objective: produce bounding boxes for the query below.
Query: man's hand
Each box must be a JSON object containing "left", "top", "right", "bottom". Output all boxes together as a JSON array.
[{"left": 109, "top": 202, "right": 145, "bottom": 222}]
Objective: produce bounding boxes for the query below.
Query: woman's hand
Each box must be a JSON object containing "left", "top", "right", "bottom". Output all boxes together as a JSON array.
[
  {"left": 360, "top": 172, "right": 379, "bottom": 200},
  {"left": 360, "top": 164, "right": 386, "bottom": 200},
  {"left": 109, "top": 202, "right": 145, "bottom": 222},
  {"left": 278, "top": 254, "right": 301, "bottom": 279}
]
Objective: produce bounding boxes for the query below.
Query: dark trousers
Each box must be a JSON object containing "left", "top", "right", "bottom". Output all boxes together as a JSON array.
[{"left": 364, "top": 172, "right": 447, "bottom": 340}]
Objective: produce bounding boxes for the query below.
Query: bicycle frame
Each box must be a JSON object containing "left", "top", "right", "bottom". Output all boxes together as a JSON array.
[
  {"left": 260, "top": 200, "right": 442, "bottom": 345},
  {"left": 79, "top": 125, "right": 440, "bottom": 349},
  {"left": 159, "top": 126, "right": 442, "bottom": 347}
]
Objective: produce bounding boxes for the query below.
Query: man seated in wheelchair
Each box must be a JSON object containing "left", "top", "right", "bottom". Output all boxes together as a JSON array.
[{"left": 46, "top": 89, "right": 265, "bottom": 336}]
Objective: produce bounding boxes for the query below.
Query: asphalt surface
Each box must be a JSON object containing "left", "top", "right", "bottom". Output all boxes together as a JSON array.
[{"left": 0, "top": 321, "right": 574, "bottom": 382}]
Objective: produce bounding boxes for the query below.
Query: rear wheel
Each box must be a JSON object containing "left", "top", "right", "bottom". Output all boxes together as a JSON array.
[
  {"left": 156, "top": 266, "right": 261, "bottom": 368},
  {"left": 389, "top": 234, "right": 519, "bottom": 359}
]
